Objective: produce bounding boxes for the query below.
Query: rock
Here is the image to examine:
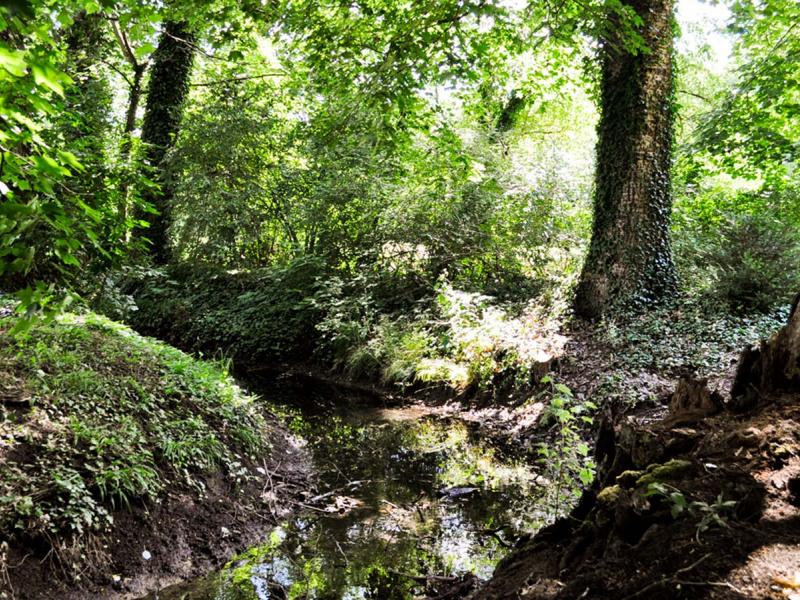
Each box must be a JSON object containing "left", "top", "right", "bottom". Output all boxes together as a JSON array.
[
  {"left": 597, "top": 485, "right": 622, "bottom": 507},
  {"left": 728, "top": 427, "right": 762, "bottom": 448},
  {"left": 769, "top": 443, "right": 794, "bottom": 468},
  {"left": 616, "top": 470, "right": 644, "bottom": 487},
  {"left": 617, "top": 422, "right": 665, "bottom": 468}
]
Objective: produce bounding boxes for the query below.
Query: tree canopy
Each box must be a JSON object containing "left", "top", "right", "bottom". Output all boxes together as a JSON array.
[{"left": 0, "top": 0, "right": 797, "bottom": 322}]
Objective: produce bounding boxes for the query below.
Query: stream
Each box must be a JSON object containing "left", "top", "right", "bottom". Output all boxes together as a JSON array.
[{"left": 144, "top": 378, "right": 551, "bottom": 599}]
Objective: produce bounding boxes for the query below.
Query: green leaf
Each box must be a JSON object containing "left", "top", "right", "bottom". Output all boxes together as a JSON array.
[
  {"left": 31, "top": 63, "right": 67, "bottom": 96},
  {"left": 33, "top": 154, "right": 69, "bottom": 177},
  {"left": 579, "top": 468, "right": 594, "bottom": 485},
  {"left": 554, "top": 383, "right": 573, "bottom": 396},
  {"left": 135, "top": 42, "right": 156, "bottom": 60},
  {"left": 57, "top": 150, "right": 83, "bottom": 171},
  {"left": 0, "top": 47, "right": 27, "bottom": 77}
]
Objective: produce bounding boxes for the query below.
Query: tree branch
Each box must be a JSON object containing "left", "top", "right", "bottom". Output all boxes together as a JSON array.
[
  {"left": 189, "top": 72, "right": 287, "bottom": 87},
  {"left": 677, "top": 88, "right": 711, "bottom": 103}
]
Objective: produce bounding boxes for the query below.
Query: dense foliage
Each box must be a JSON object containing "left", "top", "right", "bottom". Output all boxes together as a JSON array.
[
  {"left": 2, "top": 0, "right": 798, "bottom": 374},
  {"left": 672, "top": 0, "right": 800, "bottom": 310}
]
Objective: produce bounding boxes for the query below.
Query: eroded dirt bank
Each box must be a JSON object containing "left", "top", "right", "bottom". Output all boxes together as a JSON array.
[
  {"left": 3, "top": 415, "right": 312, "bottom": 600},
  {"left": 472, "top": 303, "right": 800, "bottom": 600},
  {"left": 0, "top": 312, "right": 314, "bottom": 600}
]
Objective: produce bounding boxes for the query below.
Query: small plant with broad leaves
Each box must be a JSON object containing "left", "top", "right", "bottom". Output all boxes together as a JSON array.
[
  {"left": 646, "top": 483, "right": 737, "bottom": 542},
  {"left": 536, "top": 376, "right": 596, "bottom": 519}
]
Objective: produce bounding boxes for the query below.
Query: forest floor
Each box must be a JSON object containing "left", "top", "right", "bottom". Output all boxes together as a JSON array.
[
  {"left": 471, "top": 389, "right": 800, "bottom": 600},
  {"left": 466, "top": 307, "right": 800, "bottom": 600},
  {"left": 3, "top": 289, "right": 792, "bottom": 599}
]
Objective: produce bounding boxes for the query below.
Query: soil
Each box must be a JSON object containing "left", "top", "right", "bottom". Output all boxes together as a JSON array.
[
  {"left": 2, "top": 413, "right": 313, "bottom": 600},
  {"left": 470, "top": 392, "right": 800, "bottom": 599}
]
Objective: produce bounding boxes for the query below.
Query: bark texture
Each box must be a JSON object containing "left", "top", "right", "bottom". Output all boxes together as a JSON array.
[
  {"left": 140, "top": 21, "right": 195, "bottom": 264},
  {"left": 61, "top": 11, "right": 111, "bottom": 204},
  {"left": 730, "top": 292, "right": 800, "bottom": 410},
  {"left": 574, "top": 0, "right": 677, "bottom": 319}
]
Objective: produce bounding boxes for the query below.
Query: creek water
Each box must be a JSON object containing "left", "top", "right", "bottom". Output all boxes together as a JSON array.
[{"left": 145, "top": 379, "right": 551, "bottom": 599}]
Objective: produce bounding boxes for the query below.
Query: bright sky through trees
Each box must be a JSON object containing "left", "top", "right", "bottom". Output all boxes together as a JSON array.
[{"left": 677, "top": 0, "right": 733, "bottom": 74}]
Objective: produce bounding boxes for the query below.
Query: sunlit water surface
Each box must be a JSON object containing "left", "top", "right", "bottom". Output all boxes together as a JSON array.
[{"left": 144, "top": 380, "right": 551, "bottom": 599}]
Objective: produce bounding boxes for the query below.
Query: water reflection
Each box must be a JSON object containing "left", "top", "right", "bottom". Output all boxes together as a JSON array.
[{"left": 148, "top": 386, "right": 548, "bottom": 600}]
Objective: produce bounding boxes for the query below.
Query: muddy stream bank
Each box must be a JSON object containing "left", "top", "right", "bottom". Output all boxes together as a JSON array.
[{"left": 142, "top": 375, "right": 553, "bottom": 600}]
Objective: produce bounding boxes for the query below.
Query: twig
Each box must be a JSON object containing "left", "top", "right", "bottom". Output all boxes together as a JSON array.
[
  {"left": 621, "top": 553, "right": 712, "bottom": 599},
  {"left": 478, "top": 527, "right": 515, "bottom": 549},
  {"left": 261, "top": 458, "right": 277, "bottom": 514},
  {"left": 387, "top": 569, "right": 460, "bottom": 584},
  {"left": 190, "top": 72, "right": 287, "bottom": 87},
  {"left": 334, "top": 540, "right": 349, "bottom": 566},
  {"left": 674, "top": 580, "right": 745, "bottom": 594},
  {"left": 307, "top": 480, "right": 373, "bottom": 504}
]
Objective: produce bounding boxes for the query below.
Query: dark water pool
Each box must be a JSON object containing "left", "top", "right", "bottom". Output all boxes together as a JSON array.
[{"left": 145, "top": 381, "right": 550, "bottom": 599}]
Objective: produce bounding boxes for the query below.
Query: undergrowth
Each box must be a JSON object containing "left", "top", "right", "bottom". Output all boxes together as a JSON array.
[
  {"left": 317, "top": 281, "right": 567, "bottom": 392},
  {"left": 589, "top": 297, "right": 788, "bottom": 408},
  {"left": 114, "top": 261, "right": 789, "bottom": 408},
  {"left": 0, "top": 307, "right": 270, "bottom": 569},
  {"left": 116, "top": 264, "right": 569, "bottom": 395}
]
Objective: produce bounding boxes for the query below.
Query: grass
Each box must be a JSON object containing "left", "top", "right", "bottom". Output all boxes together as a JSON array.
[{"left": 0, "top": 306, "right": 270, "bottom": 557}]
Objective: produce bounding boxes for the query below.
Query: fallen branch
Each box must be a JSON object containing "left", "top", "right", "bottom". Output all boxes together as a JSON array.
[{"left": 622, "top": 553, "right": 711, "bottom": 599}]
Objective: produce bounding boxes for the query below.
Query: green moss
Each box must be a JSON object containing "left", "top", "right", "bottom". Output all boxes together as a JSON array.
[
  {"left": 635, "top": 459, "right": 693, "bottom": 486},
  {"left": 597, "top": 484, "right": 622, "bottom": 507},
  {"left": 0, "top": 309, "right": 270, "bottom": 543},
  {"left": 616, "top": 470, "right": 645, "bottom": 487}
]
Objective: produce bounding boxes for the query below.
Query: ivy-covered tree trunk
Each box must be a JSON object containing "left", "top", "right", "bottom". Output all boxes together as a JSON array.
[
  {"left": 574, "top": 0, "right": 678, "bottom": 319},
  {"left": 61, "top": 11, "right": 111, "bottom": 204},
  {"left": 139, "top": 21, "right": 195, "bottom": 263},
  {"left": 62, "top": 12, "right": 109, "bottom": 148}
]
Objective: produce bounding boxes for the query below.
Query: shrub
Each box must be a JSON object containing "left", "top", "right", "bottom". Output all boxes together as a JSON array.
[
  {"left": 699, "top": 213, "right": 800, "bottom": 312},
  {"left": 118, "top": 258, "right": 324, "bottom": 363}
]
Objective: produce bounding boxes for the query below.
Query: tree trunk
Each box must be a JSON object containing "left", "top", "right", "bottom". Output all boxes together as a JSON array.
[
  {"left": 118, "top": 62, "right": 146, "bottom": 226},
  {"left": 61, "top": 11, "right": 111, "bottom": 202},
  {"left": 121, "top": 63, "right": 145, "bottom": 161},
  {"left": 574, "top": 0, "right": 678, "bottom": 319},
  {"left": 139, "top": 20, "right": 195, "bottom": 264}
]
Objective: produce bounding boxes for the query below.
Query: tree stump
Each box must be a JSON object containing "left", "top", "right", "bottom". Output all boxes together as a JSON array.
[
  {"left": 730, "top": 292, "right": 800, "bottom": 411},
  {"left": 665, "top": 375, "right": 723, "bottom": 425}
]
